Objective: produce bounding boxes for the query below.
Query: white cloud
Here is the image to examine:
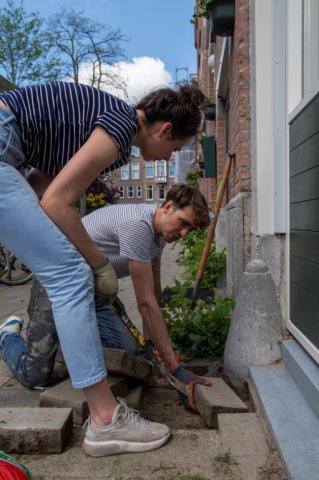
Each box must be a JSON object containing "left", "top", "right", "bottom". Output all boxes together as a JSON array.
[{"left": 78, "top": 56, "right": 172, "bottom": 104}]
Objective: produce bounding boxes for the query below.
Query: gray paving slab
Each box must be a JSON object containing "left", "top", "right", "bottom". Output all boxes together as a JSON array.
[
  {"left": 194, "top": 377, "right": 249, "bottom": 427},
  {"left": 0, "top": 407, "right": 73, "bottom": 453},
  {"left": 0, "top": 386, "right": 40, "bottom": 407},
  {"left": 218, "top": 413, "right": 269, "bottom": 456}
]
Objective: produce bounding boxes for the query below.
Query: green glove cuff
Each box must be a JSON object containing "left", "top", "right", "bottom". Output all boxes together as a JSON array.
[{"left": 92, "top": 259, "right": 109, "bottom": 273}]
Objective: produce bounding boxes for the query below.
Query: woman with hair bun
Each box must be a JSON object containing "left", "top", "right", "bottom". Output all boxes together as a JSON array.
[{"left": 0, "top": 81, "right": 204, "bottom": 457}]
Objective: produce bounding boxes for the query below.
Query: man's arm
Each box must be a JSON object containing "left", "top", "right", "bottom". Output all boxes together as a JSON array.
[
  {"left": 128, "top": 259, "right": 178, "bottom": 371},
  {"left": 152, "top": 257, "right": 162, "bottom": 304},
  {"left": 26, "top": 168, "right": 54, "bottom": 197}
]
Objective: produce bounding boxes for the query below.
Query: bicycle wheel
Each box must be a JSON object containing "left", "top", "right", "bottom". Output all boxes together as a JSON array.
[{"left": 0, "top": 246, "right": 33, "bottom": 286}]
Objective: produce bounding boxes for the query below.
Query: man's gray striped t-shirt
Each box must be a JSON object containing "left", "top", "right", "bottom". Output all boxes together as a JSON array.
[{"left": 82, "top": 204, "right": 166, "bottom": 278}]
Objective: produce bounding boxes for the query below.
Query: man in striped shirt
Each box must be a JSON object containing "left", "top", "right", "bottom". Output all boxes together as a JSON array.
[{"left": 0, "top": 185, "right": 211, "bottom": 397}]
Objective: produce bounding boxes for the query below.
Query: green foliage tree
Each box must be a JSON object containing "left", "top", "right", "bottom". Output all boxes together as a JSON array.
[
  {"left": 0, "top": 0, "right": 61, "bottom": 86},
  {"left": 46, "top": 8, "right": 128, "bottom": 94}
]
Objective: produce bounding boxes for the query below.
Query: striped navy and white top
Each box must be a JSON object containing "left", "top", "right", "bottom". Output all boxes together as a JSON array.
[
  {"left": 82, "top": 203, "right": 166, "bottom": 278},
  {"left": 0, "top": 82, "right": 137, "bottom": 176}
]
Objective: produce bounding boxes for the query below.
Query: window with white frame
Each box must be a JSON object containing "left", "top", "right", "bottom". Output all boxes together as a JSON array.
[
  {"left": 158, "top": 184, "right": 165, "bottom": 201},
  {"left": 131, "top": 162, "right": 140, "bottom": 180},
  {"left": 136, "top": 185, "right": 142, "bottom": 198},
  {"left": 168, "top": 160, "right": 176, "bottom": 177},
  {"left": 127, "top": 185, "right": 134, "bottom": 198},
  {"left": 118, "top": 186, "right": 124, "bottom": 198},
  {"left": 146, "top": 184, "right": 153, "bottom": 201},
  {"left": 131, "top": 146, "right": 140, "bottom": 157},
  {"left": 155, "top": 160, "right": 166, "bottom": 177},
  {"left": 145, "top": 161, "right": 154, "bottom": 178},
  {"left": 121, "top": 165, "right": 129, "bottom": 180},
  {"left": 303, "top": 0, "right": 319, "bottom": 97}
]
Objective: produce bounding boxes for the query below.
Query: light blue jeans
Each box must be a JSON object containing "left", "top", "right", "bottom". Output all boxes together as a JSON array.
[{"left": 0, "top": 107, "right": 108, "bottom": 388}]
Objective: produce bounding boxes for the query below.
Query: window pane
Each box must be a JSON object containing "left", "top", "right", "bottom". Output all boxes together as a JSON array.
[
  {"left": 169, "top": 160, "right": 176, "bottom": 177},
  {"left": 137, "top": 185, "right": 142, "bottom": 198},
  {"left": 146, "top": 185, "right": 153, "bottom": 200},
  {"left": 131, "top": 146, "right": 140, "bottom": 157},
  {"left": 156, "top": 160, "right": 166, "bottom": 176},
  {"left": 121, "top": 165, "right": 129, "bottom": 180},
  {"left": 131, "top": 162, "right": 140, "bottom": 180},
  {"left": 146, "top": 161, "right": 154, "bottom": 178},
  {"left": 158, "top": 184, "right": 165, "bottom": 200}
]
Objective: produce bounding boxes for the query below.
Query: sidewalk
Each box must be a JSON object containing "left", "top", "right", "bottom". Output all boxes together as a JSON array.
[{"left": 0, "top": 245, "right": 287, "bottom": 480}]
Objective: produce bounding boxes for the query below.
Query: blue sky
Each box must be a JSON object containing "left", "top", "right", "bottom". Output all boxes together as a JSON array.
[{"left": 21, "top": 0, "right": 196, "bottom": 83}]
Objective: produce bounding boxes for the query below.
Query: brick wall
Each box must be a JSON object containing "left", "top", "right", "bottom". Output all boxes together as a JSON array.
[{"left": 195, "top": 0, "right": 251, "bottom": 208}]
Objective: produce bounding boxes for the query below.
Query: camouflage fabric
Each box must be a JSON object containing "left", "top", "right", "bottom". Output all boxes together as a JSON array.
[{"left": 22, "top": 278, "right": 60, "bottom": 387}]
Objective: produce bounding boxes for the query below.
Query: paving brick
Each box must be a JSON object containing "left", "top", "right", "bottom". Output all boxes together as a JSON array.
[
  {"left": 218, "top": 413, "right": 269, "bottom": 456},
  {"left": 194, "top": 377, "right": 249, "bottom": 427},
  {"left": 0, "top": 407, "right": 72, "bottom": 453},
  {"left": 124, "top": 386, "right": 144, "bottom": 410},
  {"left": 0, "top": 387, "right": 39, "bottom": 407},
  {"left": 39, "top": 376, "right": 128, "bottom": 424},
  {"left": 103, "top": 348, "right": 152, "bottom": 381},
  {"left": 0, "top": 359, "right": 14, "bottom": 377},
  {"left": 0, "top": 377, "right": 9, "bottom": 388}
]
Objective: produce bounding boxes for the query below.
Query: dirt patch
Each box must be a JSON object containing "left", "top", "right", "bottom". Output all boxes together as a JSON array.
[{"left": 257, "top": 453, "right": 288, "bottom": 480}]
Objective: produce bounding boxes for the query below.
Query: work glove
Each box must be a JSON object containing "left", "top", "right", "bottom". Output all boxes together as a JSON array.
[
  {"left": 92, "top": 259, "right": 118, "bottom": 305},
  {"left": 172, "top": 366, "right": 212, "bottom": 411}
]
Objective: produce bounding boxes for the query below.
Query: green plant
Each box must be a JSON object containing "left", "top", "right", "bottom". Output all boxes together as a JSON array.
[
  {"left": 215, "top": 449, "right": 237, "bottom": 464},
  {"left": 164, "top": 293, "right": 234, "bottom": 359},
  {"left": 203, "top": 96, "right": 213, "bottom": 107},
  {"left": 190, "top": 0, "right": 214, "bottom": 23},
  {"left": 176, "top": 228, "right": 226, "bottom": 289},
  {"left": 186, "top": 169, "right": 202, "bottom": 187},
  {"left": 85, "top": 192, "right": 108, "bottom": 213}
]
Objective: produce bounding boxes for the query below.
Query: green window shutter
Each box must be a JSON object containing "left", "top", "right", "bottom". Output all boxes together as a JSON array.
[{"left": 202, "top": 136, "right": 217, "bottom": 177}]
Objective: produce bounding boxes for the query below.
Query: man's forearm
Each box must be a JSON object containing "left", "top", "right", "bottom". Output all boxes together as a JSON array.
[{"left": 138, "top": 299, "right": 178, "bottom": 371}]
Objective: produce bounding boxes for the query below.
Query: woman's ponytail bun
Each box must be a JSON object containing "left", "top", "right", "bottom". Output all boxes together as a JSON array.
[{"left": 136, "top": 84, "right": 205, "bottom": 139}]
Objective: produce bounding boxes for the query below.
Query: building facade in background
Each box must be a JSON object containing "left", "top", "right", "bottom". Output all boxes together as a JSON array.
[{"left": 111, "top": 147, "right": 177, "bottom": 205}]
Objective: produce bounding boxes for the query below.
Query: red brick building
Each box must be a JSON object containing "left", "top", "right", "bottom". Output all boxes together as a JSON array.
[{"left": 194, "top": 0, "right": 251, "bottom": 295}]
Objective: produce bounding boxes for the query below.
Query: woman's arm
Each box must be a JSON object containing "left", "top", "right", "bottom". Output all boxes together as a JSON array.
[{"left": 40, "top": 127, "right": 119, "bottom": 267}]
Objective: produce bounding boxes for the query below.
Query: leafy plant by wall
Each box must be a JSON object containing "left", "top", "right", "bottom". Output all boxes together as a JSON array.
[
  {"left": 176, "top": 228, "right": 226, "bottom": 289},
  {"left": 163, "top": 229, "right": 233, "bottom": 359}
]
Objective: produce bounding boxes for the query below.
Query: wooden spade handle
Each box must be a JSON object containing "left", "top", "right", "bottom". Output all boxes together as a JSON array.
[{"left": 191, "top": 154, "right": 234, "bottom": 306}]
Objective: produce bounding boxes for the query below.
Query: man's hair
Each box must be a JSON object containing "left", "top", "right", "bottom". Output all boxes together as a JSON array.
[{"left": 162, "top": 185, "right": 210, "bottom": 228}]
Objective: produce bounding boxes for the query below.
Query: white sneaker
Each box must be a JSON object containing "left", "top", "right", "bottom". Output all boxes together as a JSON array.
[
  {"left": 83, "top": 397, "right": 170, "bottom": 457},
  {"left": 0, "top": 316, "right": 23, "bottom": 346}
]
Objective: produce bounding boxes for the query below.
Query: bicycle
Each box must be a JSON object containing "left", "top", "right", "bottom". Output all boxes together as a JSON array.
[{"left": 0, "top": 244, "right": 33, "bottom": 286}]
